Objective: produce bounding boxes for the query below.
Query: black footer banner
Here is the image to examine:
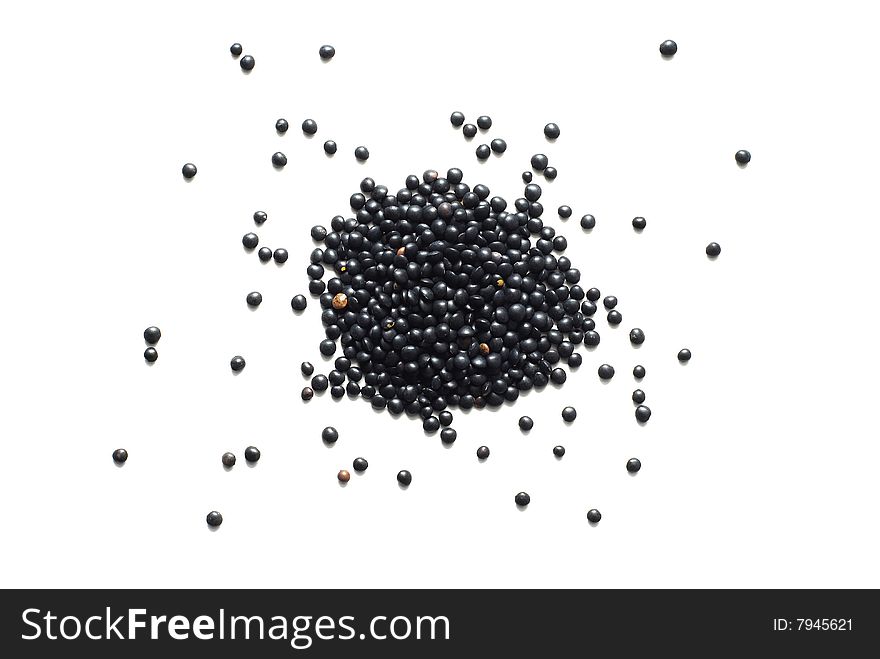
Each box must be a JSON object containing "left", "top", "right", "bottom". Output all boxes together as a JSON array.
[{"left": 1, "top": 589, "right": 876, "bottom": 656}]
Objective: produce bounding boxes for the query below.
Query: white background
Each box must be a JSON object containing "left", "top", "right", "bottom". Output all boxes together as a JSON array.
[{"left": 1, "top": 0, "right": 878, "bottom": 589}]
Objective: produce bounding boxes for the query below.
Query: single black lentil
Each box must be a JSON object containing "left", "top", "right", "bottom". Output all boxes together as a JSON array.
[
  {"left": 242, "top": 233, "right": 259, "bottom": 249},
  {"left": 561, "top": 406, "right": 577, "bottom": 422},
  {"left": 144, "top": 326, "right": 161, "bottom": 344},
  {"left": 626, "top": 458, "right": 642, "bottom": 473},
  {"left": 543, "top": 167, "right": 557, "bottom": 180},
  {"left": 604, "top": 296, "right": 618, "bottom": 309},
  {"left": 230, "top": 43, "right": 242, "bottom": 57},
  {"left": 735, "top": 149, "right": 751, "bottom": 165},
  {"left": 240, "top": 55, "right": 255, "bottom": 71},
  {"left": 276, "top": 118, "right": 289, "bottom": 133},
  {"left": 244, "top": 446, "right": 261, "bottom": 462},
  {"left": 476, "top": 144, "right": 490, "bottom": 160},
  {"left": 586, "top": 509, "right": 602, "bottom": 524},
  {"left": 629, "top": 328, "right": 645, "bottom": 345},
  {"left": 222, "top": 452, "right": 236, "bottom": 467},
  {"left": 322, "top": 426, "right": 339, "bottom": 443},
  {"left": 633, "top": 364, "right": 646, "bottom": 379},
  {"left": 230, "top": 356, "right": 246, "bottom": 372},
  {"left": 318, "top": 45, "right": 336, "bottom": 60},
  {"left": 558, "top": 205, "right": 572, "bottom": 219},
  {"left": 397, "top": 470, "right": 412, "bottom": 486},
  {"left": 144, "top": 347, "right": 158, "bottom": 363},
  {"left": 440, "top": 427, "right": 457, "bottom": 443},
  {"left": 598, "top": 364, "right": 615, "bottom": 380},
  {"left": 272, "top": 152, "right": 287, "bottom": 168},
  {"left": 587, "top": 288, "right": 601, "bottom": 302},
  {"left": 206, "top": 511, "right": 223, "bottom": 527},
  {"left": 522, "top": 171, "right": 533, "bottom": 183},
  {"left": 635, "top": 405, "right": 652, "bottom": 422},
  {"left": 112, "top": 448, "right": 128, "bottom": 464},
  {"left": 476, "top": 445, "right": 490, "bottom": 460},
  {"left": 273, "top": 248, "right": 289, "bottom": 264},
  {"left": 291, "top": 295, "right": 308, "bottom": 311},
  {"left": 462, "top": 123, "right": 477, "bottom": 138},
  {"left": 580, "top": 214, "right": 596, "bottom": 230},
  {"left": 302, "top": 119, "right": 318, "bottom": 135},
  {"left": 519, "top": 416, "right": 534, "bottom": 431},
  {"left": 302, "top": 386, "right": 314, "bottom": 400},
  {"left": 311, "top": 374, "right": 329, "bottom": 391},
  {"left": 438, "top": 410, "right": 453, "bottom": 426},
  {"left": 632, "top": 216, "right": 646, "bottom": 231},
  {"left": 181, "top": 163, "right": 197, "bottom": 179},
  {"left": 477, "top": 115, "right": 492, "bottom": 130},
  {"left": 553, "top": 445, "right": 565, "bottom": 457},
  {"left": 354, "top": 146, "right": 370, "bottom": 161},
  {"left": 246, "top": 291, "right": 262, "bottom": 307},
  {"left": 450, "top": 111, "right": 465, "bottom": 127},
  {"left": 323, "top": 140, "right": 337, "bottom": 155},
  {"left": 253, "top": 211, "right": 267, "bottom": 225},
  {"left": 659, "top": 40, "right": 678, "bottom": 57},
  {"left": 490, "top": 138, "right": 507, "bottom": 154},
  {"left": 706, "top": 242, "right": 721, "bottom": 257},
  {"left": 515, "top": 492, "right": 530, "bottom": 507},
  {"left": 258, "top": 247, "right": 273, "bottom": 262},
  {"left": 632, "top": 389, "right": 646, "bottom": 404},
  {"left": 353, "top": 457, "right": 368, "bottom": 472},
  {"left": 607, "top": 310, "right": 622, "bottom": 326},
  {"left": 530, "top": 153, "right": 548, "bottom": 170},
  {"left": 544, "top": 123, "right": 560, "bottom": 139},
  {"left": 678, "top": 348, "right": 692, "bottom": 362}
]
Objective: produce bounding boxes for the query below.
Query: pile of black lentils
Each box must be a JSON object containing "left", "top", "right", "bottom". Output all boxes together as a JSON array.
[{"left": 118, "top": 39, "right": 746, "bottom": 528}]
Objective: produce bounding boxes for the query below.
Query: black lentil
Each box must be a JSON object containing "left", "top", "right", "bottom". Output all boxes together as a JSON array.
[
  {"left": 543, "top": 167, "right": 557, "bottom": 180},
  {"left": 476, "top": 446, "right": 490, "bottom": 460},
  {"left": 144, "top": 326, "right": 161, "bottom": 344},
  {"left": 440, "top": 427, "right": 457, "bottom": 443},
  {"left": 659, "top": 40, "right": 678, "bottom": 57},
  {"left": 515, "top": 492, "right": 530, "bottom": 507},
  {"left": 632, "top": 216, "right": 646, "bottom": 231},
  {"left": 735, "top": 149, "right": 751, "bottom": 165},
  {"left": 242, "top": 233, "right": 259, "bottom": 249},
  {"left": 353, "top": 457, "right": 368, "bottom": 472},
  {"left": 633, "top": 364, "right": 646, "bottom": 379},
  {"left": 490, "top": 138, "right": 507, "bottom": 154},
  {"left": 144, "top": 347, "right": 158, "bottom": 363},
  {"left": 112, "top": 448, "right": 128, "bottom": 464},
  {"left": 462, "top": 123, "right": 477, "bottom": 138},
  {"left": 522, "top": 171, "right": 533, "bottom": 183},
  {"left": 273, "top": 248, "right": 289, "bottom": 264},
  {"left": 222, "top": 452, "right": 236, "bottom": 467},
  {"left": 246, "top": 291, "right": 262, "bottom": 307},
  {"left": 587, "top": 287, "right": 601, "bottom": 302},
  {"left": 544, "top": 122, "right": 560, "bottom": 139},
  {"left": 272, "top": 152, "right": 287, "bottom": 168},
  {"left": 607, "top": 310, "right": 622, "bottom": 326},
  {"left": 477, "top": 115, "right": 492, "bottom": 130},
  {"left": 632, "top": 389, "right": 646, "bottom": 404},
  {"left": 311, "top": 374, "right": 329, "bottom": 391},
  {"left": 302, "top": 119, "right": 318, "bottom": 135},
  {"left": 181, "top": 163, "right": 197, "bottom": 179},
  {"left": 553, "top": 445, "right": 565, "bottom": 457},
  {"left": 258, "top": 247, "right": 272, "bottom": 262},
  {"left": 438, "top": 411, "right": 453, "bottom": 426},
  {"left": 678, "top": 348, "right": 692, "bottom": 362},
  {"left": 626, "top": 458, "right": 642, "bottom": 473},
  {"left": 322, "top": 426, "right": 339, "bottom": 443},
  {"left": 706, "top": 242, "right": 721, "bottom": 257},
  {"left": 253, "top": 211, "right": 267, "bottom": 225},
  {"left": 318, "top": 45, "right": 336, "bottom": 60},
  {"left": 450, "top": 111, "right": 465, "bottom": 127},
  {"left": 354, "top": 146, "right": 370, "bottom": 161},
  {"left": 635, "top": 405, "right": 652, "bottom": 422},
  {"left": 244, "top": 446, "right": 261, "bottom": 462},
  {"left": 301, "top": 387, "right": 314, "bottom": 401},
  {"left": 275, "top": 118, "right": 289, "bottom": 133},
  {"left": 598, "top": 364, "right": 615, "bottom": 380},
  {"left": 230, "top": 356, "right": 246, "bottom": 372},
  {"left": 530, "top": 153, "right": 548, "bottom": 170},
  {"left": 240, "top": 55, "right": 255, "bottom": 71},
  {"left": 561, "top": 406, "right": 577, "bottom": 422},
  {"left": 558, "top": 205, "right": 572, "bottom": 219},
  {"left": 230, "top": 43, "right": 242, "bottom": 57},
  {"left": 586, "top": 509, "right": 602, "bottom": 524},
  {"left": 206, "top": 511, "right": 223, "bottom": 527},
  {"left": 519, "top": 416, "right": 534, "bottom": 431},
  {"left": 580, "top": 214, "right": 595, "bottom": 230},
  {"left": 291, "top": 295, "right": 308, "bottom": 311},
  {"left": 323, "top": 140, "right": 337, "bottom": 155},
  {"left": 629, "top": 328, "right": 645, "bottom": 345},
  {"left": 397, "top": 470, "right": 412, "bottom": 486}
]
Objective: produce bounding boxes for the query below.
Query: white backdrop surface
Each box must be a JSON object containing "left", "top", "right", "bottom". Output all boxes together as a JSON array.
[{"left": 1, "top": 0, "right": 878, "bottom": 588}]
